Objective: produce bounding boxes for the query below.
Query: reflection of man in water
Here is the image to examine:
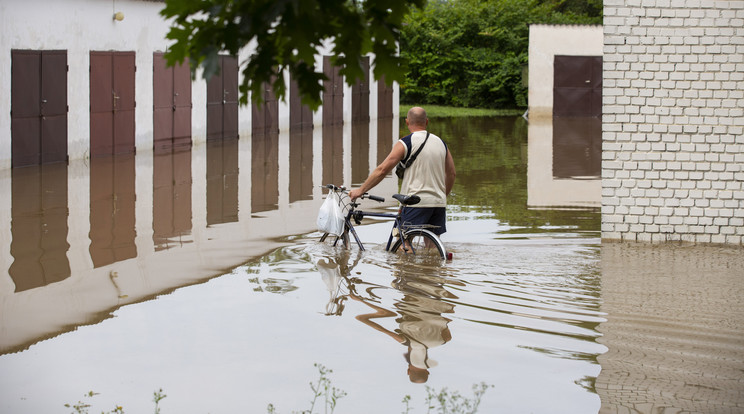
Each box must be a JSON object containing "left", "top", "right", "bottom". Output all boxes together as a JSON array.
[{"left": 351, "top": 272, "right": 457, "bottom": 383}]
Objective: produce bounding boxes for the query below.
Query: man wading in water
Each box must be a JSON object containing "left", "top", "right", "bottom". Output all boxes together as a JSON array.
[{"left": 349, "top": 107, "right": 456, "bottom": 239}]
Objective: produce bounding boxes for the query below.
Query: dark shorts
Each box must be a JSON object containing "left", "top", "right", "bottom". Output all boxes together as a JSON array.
[{"left": 400, "top": 206, "right": 447, "bottom": 235}]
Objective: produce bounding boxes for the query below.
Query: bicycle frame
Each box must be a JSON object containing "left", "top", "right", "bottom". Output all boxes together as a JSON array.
[
  {"left": 343, "top": 207, "right": 400, "bottom": 251},
  {"left": 319, "top": 184, "right": 446, "bottom": 258}
]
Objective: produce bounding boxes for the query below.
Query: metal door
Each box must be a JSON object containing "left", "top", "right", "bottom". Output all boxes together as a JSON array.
[
  {"left": 11, "top": 50, "right": 68, "bottom": 167},
  {"left": 289, "top": 77, "right": 313, "bottom": 131},
  {"left": 206, "top": 55, "right": 239, "bottom": 140},
  {"left": 90, "top": 51, "right": 136, "bottom": 157},
  {"left": 154, "top": 53, "right": 192, "bottom": 150},
  {"left": 351, "top": 56, "right": 370, "bottom": 123},
  {"left": 377, "top": 117, "right": 393, "bottom": 165},
  {"left": 252, "top": 81, "right": 279, "bottom": 135},
  {"left": 377, "top": 75, "right": 394, "bottom": 119},
  {"left": 553, "top": 55, "right": 602, "bottom": 117},
  {"left": 323, "top": 56, "right": 344, "bottom": 126}
]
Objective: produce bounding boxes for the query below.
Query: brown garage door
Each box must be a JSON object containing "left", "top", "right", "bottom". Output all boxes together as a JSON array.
[
  {"left": 290, "top": 77, "right": 313, "bottom": 131},
  {"left": 153, "top": 53, "right": 192, "bottom": 150},
  {"left": 377, "top": 75, "right": 394, "bottom": 120},
  {"left": 90, "top": 51, "right": 136, "bottom": 157},
  {"left": 288, "top": 76, "right": 314, "bottom": 203},
  {"left": 252, "top": 81, "right": 278, "bottom": 135},
  {"left": 323, "top": 56, "right": 344, "bottom": 126},
  {"left": 351, "top": 56, "right": 370, "bottom": 123},
  {"left": 206, "top": 55, "right": 239, "bottom": 140},
  {"left": 11, "top": 50, "right": 68, "bottom": 167},
  {"left": 377, "top": 117, "right": 393, "bottom": 165},
  {"left": 553, "top": 55, "right": 602, "bottom": 118}
]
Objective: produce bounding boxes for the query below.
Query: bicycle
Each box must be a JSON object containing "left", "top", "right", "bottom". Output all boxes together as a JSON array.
[{"left": 318, "top": 184, "right": 448, "bottom": 260}]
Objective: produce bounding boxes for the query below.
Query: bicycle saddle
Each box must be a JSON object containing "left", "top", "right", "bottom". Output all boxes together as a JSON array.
[{"left": 393, "top": 194, "right": 421, "bottom": 206}]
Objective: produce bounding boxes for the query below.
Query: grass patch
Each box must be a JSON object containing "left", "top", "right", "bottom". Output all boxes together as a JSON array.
[{"left": 399, "top": 104, "right": 524, "bottom": 118}]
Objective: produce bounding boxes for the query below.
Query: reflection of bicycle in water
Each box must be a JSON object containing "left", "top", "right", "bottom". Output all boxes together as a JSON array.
[
  {"left": 315, "top": 251, "right": 459, "bottom": 383},
  {"left": 319, "top": 184, "right": 448, "bottom": 260}
]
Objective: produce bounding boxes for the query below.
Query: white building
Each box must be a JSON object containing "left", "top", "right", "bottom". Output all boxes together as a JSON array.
[{"left": 0, "top": 0, "right": 397, "bottom": 169}]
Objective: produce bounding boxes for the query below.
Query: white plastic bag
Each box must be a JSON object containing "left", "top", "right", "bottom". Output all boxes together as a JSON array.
[{"left": 317, "top": 191, "right": 345, "bottom": 236}]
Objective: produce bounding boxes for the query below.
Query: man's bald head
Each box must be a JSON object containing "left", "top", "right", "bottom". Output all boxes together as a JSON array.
[{"left": 406, "top": 107, "right": 428, "bottom": 130}]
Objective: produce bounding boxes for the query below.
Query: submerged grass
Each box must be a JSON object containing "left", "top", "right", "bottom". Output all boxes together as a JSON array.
[{"left": 399, "top": 104, "right": 524, "bottom": 118}]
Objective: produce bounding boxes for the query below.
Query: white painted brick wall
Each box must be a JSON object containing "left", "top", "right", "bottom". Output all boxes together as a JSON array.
[{"left": 602, "top": 0, "right": 744, "bottom": 245}]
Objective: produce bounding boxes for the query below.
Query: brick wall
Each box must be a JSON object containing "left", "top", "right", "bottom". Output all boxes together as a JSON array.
[{"left": 602, "top": 0, "right": 744, "bottom": 244}]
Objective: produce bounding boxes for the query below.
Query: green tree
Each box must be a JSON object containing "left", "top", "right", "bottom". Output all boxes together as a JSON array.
[
  {"left": 160, "top": 0, "right": 426, "bottom": 110},
  {"left": 399, "top": 0, "right": 602, "bottom": 109}
]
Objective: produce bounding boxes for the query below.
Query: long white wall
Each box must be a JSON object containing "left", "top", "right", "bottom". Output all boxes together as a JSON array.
[{"left": 0, "top": 0, "right": 394, "bottom": 170}]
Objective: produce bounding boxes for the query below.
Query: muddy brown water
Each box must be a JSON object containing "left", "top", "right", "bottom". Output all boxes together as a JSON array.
[{"left": 0, "top": 116, "right": 741, "bottom": 413}]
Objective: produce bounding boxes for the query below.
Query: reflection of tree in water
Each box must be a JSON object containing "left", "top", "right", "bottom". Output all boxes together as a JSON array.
[
  {"left": 414, "top": 115, "right": 600, "bottom": 231},
  {"left": 316, "top": 252, "right": 462, "bottom": 383}
]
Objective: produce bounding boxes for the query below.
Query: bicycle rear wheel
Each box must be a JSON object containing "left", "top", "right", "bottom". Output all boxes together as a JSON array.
[{"left": 390, "top": 229, "right": 446, "bottom": 259}]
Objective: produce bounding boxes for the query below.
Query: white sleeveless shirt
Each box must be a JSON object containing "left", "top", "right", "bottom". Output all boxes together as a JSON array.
[{"left": 399, "top": 130, "right": 448, "bottom": 208}]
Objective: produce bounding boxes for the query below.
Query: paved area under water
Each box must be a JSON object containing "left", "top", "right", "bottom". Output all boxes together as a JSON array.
[
  {"left": 0, "top": 115, "right": 742, "bottom": 413},
  {"left": 597, "top": 241, "right": 744, "bottom": 413}
]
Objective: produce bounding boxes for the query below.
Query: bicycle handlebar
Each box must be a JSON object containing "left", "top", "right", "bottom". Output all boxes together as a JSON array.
[
  {"left": 321, "top": 184, "right": 384, "bottom": 203},
  {"left": 366, "top": 195, "right": 385, "bottom": 202}
]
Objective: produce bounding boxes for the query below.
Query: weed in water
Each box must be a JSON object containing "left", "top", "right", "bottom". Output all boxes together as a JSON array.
[
  {"left": 268, "top": 364, "right": 491, "bottom": 414},
  {"left": 423, "top": 382, "right": 492, "bottom": 414},
  {"left": 65, "top": 389, "right": 164, "bottom": 414},
  {"left": 153, "top": 388, "right": 167, "bottom": 414}
]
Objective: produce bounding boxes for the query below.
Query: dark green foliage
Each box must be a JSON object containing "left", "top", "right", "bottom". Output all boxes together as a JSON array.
[
  {"left": 160, "top": 0, "right": 426, "bottom": 110},
  {"left": 400, "top": 0, "right": 602, "bottom": 109}
]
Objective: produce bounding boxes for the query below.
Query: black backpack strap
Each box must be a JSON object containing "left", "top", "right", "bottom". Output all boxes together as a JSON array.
[{"left": 402, "top": 132, "right": 429, "bottom": 168}]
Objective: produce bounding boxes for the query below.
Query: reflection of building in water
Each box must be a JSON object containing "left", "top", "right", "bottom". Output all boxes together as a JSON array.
[
  {"left": 322, "top": 124, "right": 345, "bottom": 187},
  {"left": 289, "top": 79, "right": 315, "bottom": 203},
  {"left": 552, "top": 117, "right": 601, "bottom": 179},
  {"left": 153, "top": 147, "right": 193, "bottom": 251},
  {"left": 0, "top": 117, "right": 399, "bottom": 354},
  {"left": 351, "top": 58, "right": 371, "bottom": 185},
  {"left": 9, "top": 163, "right": 71, "bottom": 291},
  {"left": 0, "top": 1, "right": 401, "bottom": 351},
  {"left": 206, "top": 139, "right": 239, "bottom": 226},
  {"left": 89, "top": 154, "right": 137, "bottom": 267},
  {"left": 352, "top": 122, "right": 370, "bottom": 186},
  {"left": 527, "top": 118, "right": 601, "bottom": 208},
  {"left": 289, "top": 129, "right": 314, "bottom": 203}
]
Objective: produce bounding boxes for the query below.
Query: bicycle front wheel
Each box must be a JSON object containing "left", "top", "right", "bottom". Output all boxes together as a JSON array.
[
  {"left": 319, "top": 226, "right": 350, "bottom": 249},
  {"left": 390, "top": 229, "right": 446, "bottom": 260}
]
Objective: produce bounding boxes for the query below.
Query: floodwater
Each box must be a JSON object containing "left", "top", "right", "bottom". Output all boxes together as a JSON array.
[{"left": 0, "top": 116, "right": 742, "bottom": 414}]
